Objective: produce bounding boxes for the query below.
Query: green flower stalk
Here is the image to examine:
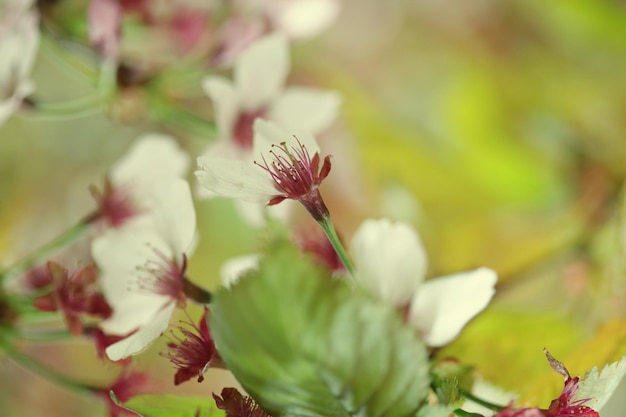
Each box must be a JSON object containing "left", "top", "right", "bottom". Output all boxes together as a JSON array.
[{"left": 0, "top": 214, "right": 94, "bottom": 284}]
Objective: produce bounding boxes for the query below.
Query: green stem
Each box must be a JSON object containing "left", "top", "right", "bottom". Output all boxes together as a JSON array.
[
  {"left": 149, "top": 94, "right": 217, "bottom": 139},
  {"left": 459, "top": 389, "right": 506, "bottom": 412},
  {"left": 0, "top": 333, "right": 91, "bottom": 394},
  {"left": 15, "top": 328, "right": 73, "bottom": 342},
  {"left": 26, "top": 93, "right": 109, "bottom": 120},
  {"left": 453, "top": 409, "right": 483, "bottom": 417},
  {"left": 0, "top": 213, "right": 95, "bottom": 283},
  {"left": 40, "top": 34, "right": 99, "bottom": 84},
  {"left": 317, "top": 216, "right": 355, "bottom": 276}
]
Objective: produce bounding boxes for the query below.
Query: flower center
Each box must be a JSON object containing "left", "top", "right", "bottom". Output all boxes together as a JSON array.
[
  {"left": 136, "top": 247, "right": 187, "bottom": 305},
  {"left": 91, "top": 181, "right": 140, "bottom": 227},
  {"left": 255, "top": 139, "right": 319, "bottom": 197},
  {"left": 254, "top": 137, "right": 332, "bottom": 221},
  {"left": 233, "top": 110, "right": 266, "bottom": 150}
]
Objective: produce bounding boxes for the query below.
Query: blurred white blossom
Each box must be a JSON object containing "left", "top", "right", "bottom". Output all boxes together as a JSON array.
[
  {"left": 93, "top": 133, "right": 190, "bottom": 227},
  {"left": 350, "top": 218, "right": 497, "bottom": 346},
  {"left": 92, "top": 179, "right": 197, "bottom": 360},
  {"left": 202, "top": 32, "right": 340, "bottom": 158},
  {"left": 237, "top": 0, "right": 341, "bottom": 39},
  {"left": 0, "top": 0, "right": 39, "bottom": 126}
]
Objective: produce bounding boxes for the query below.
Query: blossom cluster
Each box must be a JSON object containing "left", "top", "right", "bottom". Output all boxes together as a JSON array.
[{"left": 0, "top": 2, "right": 623, "bottom": 417}]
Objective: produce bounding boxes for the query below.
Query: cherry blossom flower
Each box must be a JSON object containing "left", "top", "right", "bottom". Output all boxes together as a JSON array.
[
  {"left": 91, "top": 133, "right": 189, "bottom": 227},
  {"left": 0, "top": 0, "right": 39, "bottom": 126},
  {"left": 211, "top": 17, "right": 266, "bottom": 66},
  {"left": 213, "top": 387, "right": 271, "bottom": 417},
  {"left": 31, "top": 261, "right": 112, "bottom": 336},
  {"left": 295, "top": 226, "right": 345, "bottom": 273},
  {"left": 235, "top": 0, "right": 341, "bottom": 40},
  {"left": 160, "top": 306, "right": 223, "bottom": 385},
  {"left": 92, "top": 179, "right": 197, "bottom": 360},
  {"left": 491, "top": 376, "right": 599, "bottom": 417},
  {"left": 349, "top": 218, "right": 497, "bottom": 347},
  {"left": 88, "top": 0, "right": 122, "bottom": 61},
  {"left": 95, "top": 370, "right": 150, "bottom": 417},
  {"left": 202, "top": 32, "right": 340, "bottom": 156},
  {"left": 197, "top": 119, "right": 331, "bottom": 222},
  {"left": 545, "top": 377, "right": 599, "bottom": 417}
]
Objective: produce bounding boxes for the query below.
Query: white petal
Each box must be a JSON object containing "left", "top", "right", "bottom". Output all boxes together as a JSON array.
[
  {"left": 92, "top": 217, "right": 163, "bottom": 300},
  {"left": 195, "top": 141, "right": 251, "bottom": 200},
  {"left": 99, "top": 295, "right": 166, "bottom": 335},
  {"left": 195, "top": 155, "right": 277, "bottom": 202},
  {"left": 350, "top": 219, "right": 428, "bottom": 306},
  {"left": 409, "top": 267, "right": 497, "bottom": 347},
  {"left": 234, "top": 33, "right": 289, "bottom": 110},
  {"left": 202, "top": 76, "right": 239, "bottom": 138},
  {"left": 105, "top": 303, "right": 176, "bottom": 361},
  {"left": 92, "top": 219, "right": 173, "bottom": 333},
  {"left": 0, "top": 7, "right": 39, "bottom": 125},
  {"left": 252, "top": 118, "right": 320, "bottom": 158},
  {"left": 220, "top": 254, "right": 260, "bottom": 287},
  {"left": 270, "top": 0, "right": 340, "bottom": 39},
  {"left": 110, "top": 133, "right": 190, "bottom": 191},
  {"left": 270, "top": 87, "right": 341, "bottom": 134},
  {"left": 146, "top": 179, "right": 197, "bottom": 256}
]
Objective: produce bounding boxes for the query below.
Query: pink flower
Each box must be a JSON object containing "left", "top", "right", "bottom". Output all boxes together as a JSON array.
[
  {"left": 95, "top": 371, "right": 150, "bottom": 417},
  {"left": 92, "top": 133, "right": 190, "bottom": 227},
  {"left": 491, "top": 352, "right": 599, "bottom": 417},
  {"left": 88, "top": 0, "right": 121, "bottom": 61},
  {"left": 32, "top": 262, "right": 112, "bottom": 336},
  {"left": 545, "top": 377, "right": 599, "bottom": 417},
  {"left": 202, "top": 33, "right": 340, "bottom": 158},
  {"left": 254, "top": 136, "right": 331, "bottom": 220},
  {"left": 160, "top": 307, "right": 223, "bottom": 385},
  {"left": 92, "top": 179, "right": 198, "bottom": 360},
  {"left": 196, "top": 120, "right": 332, "bottom": 222},
  {"left": 295, "top": 227, "right": 345, "bottom": 273}
]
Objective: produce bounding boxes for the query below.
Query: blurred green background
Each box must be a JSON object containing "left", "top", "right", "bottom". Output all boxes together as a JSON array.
[{"left": 3, "top": 0, "right": 626, "bottom": 415}]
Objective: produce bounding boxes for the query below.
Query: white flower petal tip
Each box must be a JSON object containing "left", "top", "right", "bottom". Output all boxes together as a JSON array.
[
  {"left": 350, "top": 218, "right": 428, "bottom": 306},
  {"left": 235, "top": 33, "right": 290, "bottom": 110},
  {"left": 105, "top": 304, "right": 176, "bottom": 361},
  {"left": 202, "top": 76, "right": 238, "bottom": 136},
  {"left": 410, "top": 267, "right": 497, "bottom": 347},
  {"left": 220, "top": 254, "right": 260, "bottom": 288},
  {"left": 273, "top": 0, "right": 341, "bottom": 39},
  {"left": 270, "top": 88, "right": 342, "bottom": 134},
  {"left": 110, "top": 133, "right": 190, "bottom": 187}
]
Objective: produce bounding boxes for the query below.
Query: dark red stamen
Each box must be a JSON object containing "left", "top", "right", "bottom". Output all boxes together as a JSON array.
[
  {"left": 160, "top": 307, "right": 223, "bottom": 385},
  {"left": 136, "top": 249, "right": 187, "bottom": 306},
  {"left": 255, "top": 137, "right": 332, "bottom": 221}
]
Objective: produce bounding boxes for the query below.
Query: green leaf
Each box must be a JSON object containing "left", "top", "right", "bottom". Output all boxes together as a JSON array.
[
  {"left": 112, "top": 392, "right": 224, "bottom": 417},
  {"left": 210, "top": 241, "right": 430, "bottom": 417}
]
